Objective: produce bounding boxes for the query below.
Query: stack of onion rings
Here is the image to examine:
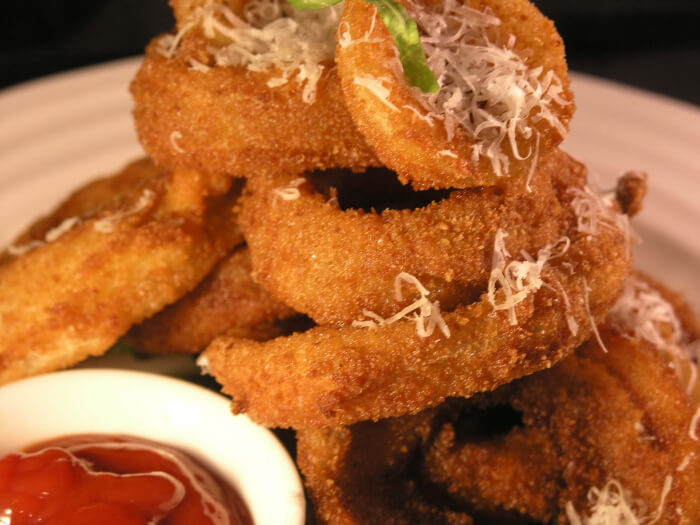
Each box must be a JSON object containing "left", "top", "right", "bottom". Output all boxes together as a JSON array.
[
  {"left": 201, "top": 149, "right": 633, "bottom": 428},
  {"left": 297, "top": 310, "right": 700, "bottom": 524},
  {"left": 68, "top": 2, "right": 698, "bottom": 523}
]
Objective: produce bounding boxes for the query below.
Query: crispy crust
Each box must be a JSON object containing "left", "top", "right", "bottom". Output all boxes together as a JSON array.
[
  {"left": 298, "top": 325, "right": 700, "bottom": 524},
  {"left": 337, "top": 0, "right": 575, "bottom": 189},
  {"left": 127, "top": 245, "right": 297, "bottom": 354},
  {"left": 131, "top": 32, "right": 379, "bottom": 179},
  {"left": 0, "top": 158, "right": 241, "bottom": 385},
  {"left": 241, "top": 150, "right": 581, "bottom": 326},
  {"left": 202, "top": 151, "right": 632, "bottom": 428}
]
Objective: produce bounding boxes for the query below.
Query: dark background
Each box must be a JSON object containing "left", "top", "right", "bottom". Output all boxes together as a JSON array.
[{"left": 1, "top": 0, "right": 699, "bottom": 105}]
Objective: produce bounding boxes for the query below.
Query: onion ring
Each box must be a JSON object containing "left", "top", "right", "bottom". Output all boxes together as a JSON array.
[
  {"left": 297, "top": 317, "right": 700, "bottom": 524},
  {"left": 337, "top": 0, "right": 575, "bottom": 189},
  {"left": 127, "top": 245, "right": 298, "bottom": 354},
  {"left": 202, "top": 151, "right": 634, "bottom": 428},
  {"left": 241, "top": 149, "right": 581, "bottom": 326},
  {"left": 0, "top": 158, "right": 241, "bottom": 385},
  {"left": 131, "top": 0, "right": 379, "bottom": 179}
]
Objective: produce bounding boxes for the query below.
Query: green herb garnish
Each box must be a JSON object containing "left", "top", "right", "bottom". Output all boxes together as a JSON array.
[{"left": 288, "top": 0, "right": 439, "bottom": 93}]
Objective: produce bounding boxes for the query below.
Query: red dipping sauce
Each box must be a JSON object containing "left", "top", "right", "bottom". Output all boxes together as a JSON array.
[{"left": 0, "top": 434, "right": 252, "bottom": 525}]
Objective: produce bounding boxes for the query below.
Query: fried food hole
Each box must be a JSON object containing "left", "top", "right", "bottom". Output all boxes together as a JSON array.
[
  {"left": 452, "top": 403, "right": 524, "bottom": 443},
  {"left": 328, "top": 401, "right": 538, "bottom": 524},
  {"left": 307, "top": 167, "right": 453, "bottom": 212}
]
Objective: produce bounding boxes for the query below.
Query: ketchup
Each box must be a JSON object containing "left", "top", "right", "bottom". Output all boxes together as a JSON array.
[{"left": 0, "top": 434, "right": 252, "bottom": 525}]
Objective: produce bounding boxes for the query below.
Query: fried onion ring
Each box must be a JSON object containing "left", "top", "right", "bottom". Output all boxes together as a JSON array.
[
  {"left": 241, "top": 149, "right": 580, "bottom": 326},
  {"left": 202, "top": 152, "right": 633, "bottom": 428},
  {"left": 131, "top": 1, "right": 379, "bottom": 179},
  {"left": 126, "top": 245, "right": 297, "bottom": 354},
  {"left": 298, "top": 319, "right": 700, "bottom": 524},
  {"left": 337, "top": 0, "right": 574, "bottom": 189},
  {"left": 0, "top": 158, "right": 241, "bottom": 385}
]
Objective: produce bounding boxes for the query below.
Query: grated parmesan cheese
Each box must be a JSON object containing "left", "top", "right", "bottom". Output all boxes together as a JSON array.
[
  {"left": 7, "top": 216, "right": 81, "bottom": 256},
  {"left": 583, "top": 277, "right": 608, "bottom": 353},
  {"left": 170, "top": 131, "right": 186, "bottom": 153},
  {"left": 94, "top": 189, "right": 156, "bottom": 233},
  {"left": 487, "top": 230, "right": 568, "bottom": 325},
  {"left": 272, "top": 177, "right": 306, "bottom": 201},
  {"left": 187, "top": 57, "right": 211, "bottom": 72},
  {"left": 690, "top": 407, "right": 700, "bottom": 441},
  {"left": 608, "top": 275, "right": 698, "bottom": 393},
  {"left": 676, "top": 453, "right": 694, "bottom": 472},
  {"left": 338, "top": 12, "right": 381, "bottom": 49},
  {"left": 354, "top": 75, "right": 400, "bottom": 112},
  {"left": 565, "top": 476, "right": 673, "bottom": 525},
  {"left": 7, "top": 240, "right": 44, "bottom": 256},
  {"left": 157, "top": 0, "right": 342, "bottom": 104},
  {"left": 549, "top": 276, "right": 579, "bottom": 336},
  {"left": 45, "top": 216, "right": 81, "bottom": 243},
  {"left": 569, "top": 184, "right": 633, "bottom": 258},
  {"left": 196, "top": 354, "right": 212, "bottom": 375},
  {"left": 353, "top": 272, "right": 450, "bottom": 338},
  {"left": 609, "top": 276, "right": 682, "bottom": 349},
  {"left": 385, "top": 0, "right": 569, "bottom": 178}
]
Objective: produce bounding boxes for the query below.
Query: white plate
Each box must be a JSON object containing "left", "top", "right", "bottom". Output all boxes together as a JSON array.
[
  {"left": 0, "top": 58, "right": 698, "bottom": 310},
  {"left": 0, "top": 369, "right": 306, "bottom": 524}
]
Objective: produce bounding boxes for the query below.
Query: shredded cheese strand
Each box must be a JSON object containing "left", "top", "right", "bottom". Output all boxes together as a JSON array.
[
  {"left": 338, "top": 12, "right": 380, "bottom": 49},
  {"left": 157, "top": 0, "right": 342, "bottom": 104},
  {"left": 7, "top": 240, "right": 44, "bottom": 256},
  {"left": 582, "top": 277, "right": 608, "bottom": 353},
  {"left": 170, "top": 130, "right": 186, "bottom": 153},
  {"left": 6, "top": 216, "right": 81, "bottom": 256},
  {"left": 609, "top": 275, "right": 698, "bottom": 393},
  {"left": 487, "top": 230, "right": 568, "bottom": 325},
  {"left": 690, "top": 407, "right": 700, "bottom": 441},
  {"left": 569, "top": 184, "right": 632, "bottom": 258},
  {"left": 93, "top": 189, "right": 155, "bottom": 233},
  {"left": 565, "top": 476, "right": 673, "bottom": 525},
  {"left": 353, "top": 272, "right": 450, "bottom": 338},
  {"left": 676, "top": 453, "right": 694, "bottom": 472},
  {"left": 549, "top": 276, "right": 579, "bottom": 336},
  {"left": 272, "top": 177, "right": 306, "bottom": 201},
  {"left": 397, "top": 0, "right": 568, "bottom": 178},
  {"left": 353, "top": 75, "right": 400, "bottom": 112},
  {"left": 438, "top": 149, "right": 457, "bottom": 158}
]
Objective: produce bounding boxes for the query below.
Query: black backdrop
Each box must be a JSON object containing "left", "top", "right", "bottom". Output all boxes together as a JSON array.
[{"left": 1, "top": 1, "right": 699, "bottom": 105}]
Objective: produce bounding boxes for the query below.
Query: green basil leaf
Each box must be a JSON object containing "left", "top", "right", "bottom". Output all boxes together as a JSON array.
[
  {"left": 288, "top": 0, "right": 342, "bottom": 10},
  {"left": 363, "top": 0, "right": 439, "bottom": 93}
]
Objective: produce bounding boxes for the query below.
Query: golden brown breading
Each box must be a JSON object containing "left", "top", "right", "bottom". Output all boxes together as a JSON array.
[
  {"left": 240, "top": 150, "right": 580, "bottom": 326},
  {"left": 202, "top": 151, "right": 632, "bottom": 428},
  {"left": 0, "top": 158, "right": 241, "bottom": 385},
  {"left": 424, "top": 424, "right": 560, "bottom": 522},
  {"left": 520, "top": 331, "right": 700, "bottom": 524},
  {"left": 127, "top": 245, "right": 297, "bottom": 354},
  {"left": 337, "top": 0, "right": 574, "bottom": 189},
  {"left": 131, "top": 29, "right": 379, "bottom": 180},
  {"left": 297, "top": 325, "right": 700, "bottom": 524},
  {"left": 7, "top": 158, "right": 173, "bottom": 251},
  {"left": 298, "top": 405, "right": 477, "bottom": 525}
]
